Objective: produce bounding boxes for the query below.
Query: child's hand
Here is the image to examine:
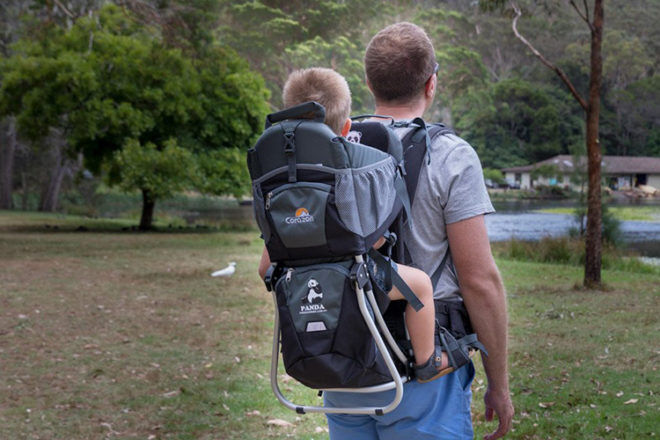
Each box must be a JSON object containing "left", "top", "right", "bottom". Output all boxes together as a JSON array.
[{"left": 373, "top": 237, "right": 386, "bottom": 249}]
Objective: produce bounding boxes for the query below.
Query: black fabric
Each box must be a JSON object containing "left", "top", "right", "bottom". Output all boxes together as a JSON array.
[{"left": 276, "top": 263, "right": 394, "bottom": 389}]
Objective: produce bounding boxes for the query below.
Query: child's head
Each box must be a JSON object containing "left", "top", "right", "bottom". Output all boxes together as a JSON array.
[{"left": 282, "top": 67, "right": 351, "bottom": 135}]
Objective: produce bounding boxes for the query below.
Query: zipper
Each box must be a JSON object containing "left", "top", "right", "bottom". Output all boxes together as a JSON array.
[
  {"left": 275, "top": 262, "right": 352, "bottom": 290},
  {"left": 265, "top": 192, "right": 272, "bottom": 210}
]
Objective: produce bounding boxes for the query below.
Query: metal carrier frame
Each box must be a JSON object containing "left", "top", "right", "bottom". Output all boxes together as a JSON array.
[{"left": 269, "top": 255, "right": 411, "bottom": 415}]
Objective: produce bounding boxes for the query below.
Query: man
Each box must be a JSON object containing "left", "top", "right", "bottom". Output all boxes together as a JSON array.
[{"left": 323, "top": 22, "right": 514, "bottom": 440}]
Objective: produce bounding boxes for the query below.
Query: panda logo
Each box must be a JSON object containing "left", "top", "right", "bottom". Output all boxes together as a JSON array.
[
  {"left": 303, "top": 279, "right": 323, "bottom": 304},
  {"left": 346, "top": 130, "right": 362, "bottom": 144}
]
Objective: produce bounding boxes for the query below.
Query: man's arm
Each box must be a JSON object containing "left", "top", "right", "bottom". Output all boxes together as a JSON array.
[{"left": 447, "top": 215, "right": 514, "bottom": 440}]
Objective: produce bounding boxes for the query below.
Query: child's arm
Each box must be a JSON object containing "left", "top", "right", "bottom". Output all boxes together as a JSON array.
[{"left": 258, "top": 247, "right": 271, "bottom": 280}]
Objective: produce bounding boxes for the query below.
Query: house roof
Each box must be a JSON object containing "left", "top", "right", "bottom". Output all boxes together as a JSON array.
[{"left": 502, "top": 155, "right": 660, "bottom": 175}]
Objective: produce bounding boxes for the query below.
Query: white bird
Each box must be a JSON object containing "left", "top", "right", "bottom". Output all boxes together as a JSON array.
[{"left": 211, "top": 262, "right": 237, "bottom": 277}]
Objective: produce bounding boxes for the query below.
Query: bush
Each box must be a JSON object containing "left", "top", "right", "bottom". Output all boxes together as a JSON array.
[{"left": 493, "top": 237, "right": 659, "bottom": 275}]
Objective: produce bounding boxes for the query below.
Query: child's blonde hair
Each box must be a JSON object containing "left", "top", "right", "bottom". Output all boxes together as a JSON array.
[{"left": 282, "top": 67, "right": 351, "bottom": 135}]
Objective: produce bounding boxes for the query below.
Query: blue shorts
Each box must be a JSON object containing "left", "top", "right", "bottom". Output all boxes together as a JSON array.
[{"left": 324, "top": 362, "right": 475, "bottom": 439}]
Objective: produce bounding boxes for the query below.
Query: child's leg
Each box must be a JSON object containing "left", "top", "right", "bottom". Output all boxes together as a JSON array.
[{"left": 388, "top": 264, "right": 447, "bottom": 369}]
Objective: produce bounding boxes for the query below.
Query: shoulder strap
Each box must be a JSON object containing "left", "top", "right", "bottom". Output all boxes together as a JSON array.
[
  {"left": 429, "top": 247, "right": 451, "bottom": 290},
  {"left": 398, "top": 118, "right": 454, "bottom": 206},
  {"left": 396, "top": 118, "right": 454, "bottom": 265}
]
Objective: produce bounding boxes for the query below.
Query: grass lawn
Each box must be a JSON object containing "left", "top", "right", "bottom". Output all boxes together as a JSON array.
[
  {"left": 536, "top": 205, "right": 660, "bottom": 222},
  {"left": 1, "top": 211, "right": 658, "bottom": 439}
]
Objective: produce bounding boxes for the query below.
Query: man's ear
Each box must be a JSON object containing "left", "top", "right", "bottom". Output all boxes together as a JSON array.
[
  {"left": 425, "top": 74, "right": 437, "bottom": 99},
  {"left": 341, "top": 118, "right": 352, "bottom": 137}
]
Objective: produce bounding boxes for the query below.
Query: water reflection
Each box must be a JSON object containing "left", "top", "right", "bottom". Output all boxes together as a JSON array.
[{"left": 487, "top": 200, "right": 660, "bottom": 257}]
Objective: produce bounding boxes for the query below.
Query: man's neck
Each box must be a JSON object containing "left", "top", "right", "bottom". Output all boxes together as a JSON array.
[{"left": 374, "top": 99, "right": 427, "bottom": 121}]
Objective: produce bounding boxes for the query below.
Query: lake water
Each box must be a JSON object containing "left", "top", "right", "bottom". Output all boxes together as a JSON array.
[
  {"left": 488, "top": 200, "right": 660, "bottom": 257},
  {"left": 187, "top": 198, "right": 660, "bottom": 257}
]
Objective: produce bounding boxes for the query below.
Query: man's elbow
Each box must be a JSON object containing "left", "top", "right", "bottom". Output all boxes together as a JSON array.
[{"left": 460, "top": 265, "right": 505, "bottom": 300}]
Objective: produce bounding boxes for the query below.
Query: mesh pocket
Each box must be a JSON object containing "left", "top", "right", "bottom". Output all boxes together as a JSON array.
[{"left": 334, "top": 157, "right": 398, "bottom": 237}]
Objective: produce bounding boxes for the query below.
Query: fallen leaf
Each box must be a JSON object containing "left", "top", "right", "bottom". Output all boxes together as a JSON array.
[
  {"left": 605, "top": 426, "right": 613, "bottom": 433},
  {"left": 222, "top": 404, "right": 230, "bottom": 411},
  {"left": 623, "top": 398, "right": 638, "bottom": 405},
  {"left": 267, "top": 418, "right": 293, "bottom": 427},
  {"left": 245, "top": 410, "right": 261, "bottom": 416},
  {"left": 162, "top": 390, "right": 180, "bottom": 398},
  {"left": 616, "top": 391, "right": 624, "bottom": 397},
  {"left": 538, "top": 402, "right": 555, "bottom": 408}
]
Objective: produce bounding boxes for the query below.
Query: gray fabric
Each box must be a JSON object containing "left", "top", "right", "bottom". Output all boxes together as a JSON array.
[
  {"left": 269, "top": 182, "right": 330, "bottom": 248},
  {"left": 341, "top": 138, "right": 391, "bottom": 167},
  {"left": 334, "top": 157, "right": 397, "bottom": 237},
  {"left": 393, "top": 125, "right": 495, "bottom": 301}
]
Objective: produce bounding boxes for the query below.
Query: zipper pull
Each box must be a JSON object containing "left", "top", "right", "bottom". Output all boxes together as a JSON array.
[
  {"left": 265, "top": 192, "right": 273, "bottom": 210},
  {"left": 285, "top": 268, "right": 294, "bottom": 282}
]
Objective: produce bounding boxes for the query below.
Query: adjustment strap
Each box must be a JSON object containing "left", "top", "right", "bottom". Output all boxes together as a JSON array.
[
  {"left": 393, "top": 172, "right": 412, "bottom": 228},
  {"left": 459, "top": 333, "right": 488, "bottom": 356},
  {"left": 430, "top": 247, "right": 451, "bottom": 290},
  {"left": 437, "top": 326, "right": 469, "bottom": 370},
  {"left": 282, "top": 122, "right": 301, "bottom": 183},
  {"left": 368, "top": 249, "right": 424, "bottom": 312}
]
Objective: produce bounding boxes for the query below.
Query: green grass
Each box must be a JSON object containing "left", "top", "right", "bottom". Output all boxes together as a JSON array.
[
  {"left": 1, "top": 212, "right": 658, "bottom": 439},
  {"left": 537, "top": 205, "right": 660, "bottom": 222}
]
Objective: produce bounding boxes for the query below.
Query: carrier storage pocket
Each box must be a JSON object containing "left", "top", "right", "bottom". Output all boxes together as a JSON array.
[
  {"left": 275, "top": 262, "right": 392, "bottom": 389},
  {"left": 334, "top": 157, "right": 398, "bottom": 237},
  {"left": 267, "top": 182, "right": 330, "bottom": 249}
]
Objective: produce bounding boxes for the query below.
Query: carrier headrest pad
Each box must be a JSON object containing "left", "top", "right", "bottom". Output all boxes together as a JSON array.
[
  {"left": 347, "top": 121, "right": 403, "bottom": 163},
  {"left": 248, "top": 120, "right": 350, "bottom": 180}
]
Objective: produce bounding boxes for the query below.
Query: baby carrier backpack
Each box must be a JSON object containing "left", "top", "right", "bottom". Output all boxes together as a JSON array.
[
  {"left": 248, "top": 102, "right": 486, "bottom": 416},
  {"left": 248, "top": 102, "right": 420, "bottom": 415}
]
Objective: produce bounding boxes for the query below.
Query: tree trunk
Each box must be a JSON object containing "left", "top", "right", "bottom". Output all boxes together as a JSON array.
[
  {"left": 39, "top": 139, "right": 67, "bottom": 212},
  {"left": 583, "top": 0, "right": 604, "bottom": 288},
  {"left": 139, "top": 189, "right": 156, "bottom": 231},
  {"left": 0, "top": 117, "right": 17, "bottom": 209}
]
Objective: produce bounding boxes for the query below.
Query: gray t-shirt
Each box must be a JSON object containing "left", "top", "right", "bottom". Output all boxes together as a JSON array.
[{"left": 394, "top": 126, "right": 495, "bottom": 301}]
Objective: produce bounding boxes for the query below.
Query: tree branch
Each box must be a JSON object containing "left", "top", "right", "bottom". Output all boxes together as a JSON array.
[
  {"left": 52, "top": 0, "right": 75, "bottom": 19},
  {"left": 583, "top": 0, "right": 591, "bottom": 24},
  {"left": 510, "top": 1, "right": 588, "bottom": 111},
  {"left": 569, "top": 0, "right": 593, "bottom": 31}
]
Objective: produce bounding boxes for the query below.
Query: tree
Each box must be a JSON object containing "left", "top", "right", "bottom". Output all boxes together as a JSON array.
[
  {"left": 501, "top": 0, "right": 605, "bottom": 288},
  {"left": 0, "top": 4, "right": 269, "bottom": 228},
  {"left": 113, "top": 139, "right": 196, "bottom": 230}
]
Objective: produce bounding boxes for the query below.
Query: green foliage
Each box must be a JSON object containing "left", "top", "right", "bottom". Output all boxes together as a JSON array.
[
  {"left": 455, "top": 78, "right": 582, "bottom": 169},
  {"left": 113, "top": 139, "right": 196, "bottom": 201},
  {"left": 0, "top": 4, "right": 270, "bottom": 227},
  {"left": 495, "top": 237, "right": 658, "bottom": 274},
  {"left": 195, "top": 148, "right": 251, "bottom": 199},
  {"left": 483, "top": 167, "right": 505, "bottom": 184}
]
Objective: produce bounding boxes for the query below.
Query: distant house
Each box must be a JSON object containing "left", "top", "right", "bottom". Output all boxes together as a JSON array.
[{"left": 502, "top": 155, "right": 660, "bottom": 190}]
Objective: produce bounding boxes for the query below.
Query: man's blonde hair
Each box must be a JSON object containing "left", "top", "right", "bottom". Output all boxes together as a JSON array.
[
  {"left": 365, "top": 22, "right": 436, "bottom": 103},
  {"left": 282, "top": 67, "right": 351, "bottom": 135}
]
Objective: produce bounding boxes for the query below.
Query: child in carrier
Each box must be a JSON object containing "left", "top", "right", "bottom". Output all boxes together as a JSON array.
[{"left": 257, "top": 67, "right": 450, "bottom": 382}]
